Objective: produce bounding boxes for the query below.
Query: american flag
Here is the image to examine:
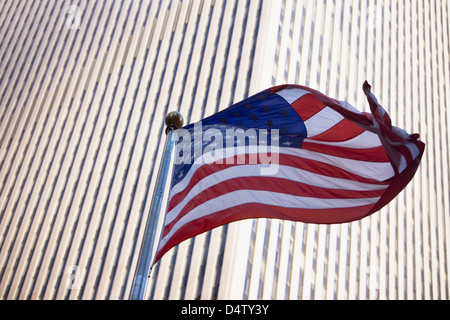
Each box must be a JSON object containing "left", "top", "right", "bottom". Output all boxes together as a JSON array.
[{"left": 154, "top": 82, "right": 424, "bottom": 263}]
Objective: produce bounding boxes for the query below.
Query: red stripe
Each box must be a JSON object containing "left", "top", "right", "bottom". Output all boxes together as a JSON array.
[
  {"left": 272, "top": 84, "right": 375, "bottom": 130},
  {"left": 290, "top": 93, "right": 326, "bottom": 121},
  {"left": 398, "top": 145, "right": 413, "bottom": 164},
  {"left": 163, "top": 175, "right": 385, "bottom": 238},
  {"left": 302, "top": 141, "right": 390, "bottom": 162},
  {"left": 168, "top": 152, "right": 389, "bottom": 211},
  {"left": 307, "top": 118, "right": 366, "bottom": 142},
  {"left": 155, "top": 202, "right": 376, "bottom": 263}
]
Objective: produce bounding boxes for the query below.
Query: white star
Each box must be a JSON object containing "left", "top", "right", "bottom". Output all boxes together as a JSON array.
[{"left": 282, "top": 141, "right": 293, "bottom": 146}]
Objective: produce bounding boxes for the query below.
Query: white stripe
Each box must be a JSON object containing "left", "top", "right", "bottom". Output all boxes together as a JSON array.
[
  {"left": 304, "top": 106, "right": 344, "bottom": 137},
  {"left": 377, "top": 105, "right": 387, "bottom": 117},
  {"left": 367, "top": 91, "right": 381, "bottom": 108},
  {"left": 165, "top": 163, "right": 388, "bottom": 225},
  {"left": 392, "top": 141, "right": 421, "bottom": 174},
  {"left": 159, "top": 190, "right": 381, "bottom": 251},
  {"left": 288, "top": 147, "right": 394, "bottom": 181},
  {"left": 339, "top": 100, "right": 363, "bottom": 114},
  {"left": 398, "top": 154, "right": 407, "bottom": 173},
  {"left": 405, "top": 141, "right": 421, "bottom": 160},
  {"left": 392, "top": 126, "right": 411, "bottom": 139},
  {"left": 304, "top": 130, "right": 382, "bottom": 149},
  {"left": 275, "top": 88, "right": 311, "bottom": 104},
  {"left": 170, "top": 146, "right": 394, "bottom": 198}
]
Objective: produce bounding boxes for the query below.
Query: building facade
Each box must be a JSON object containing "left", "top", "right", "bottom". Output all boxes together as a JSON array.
[{"left": 0, "top": 0, "right": 448, "bottom": 300}]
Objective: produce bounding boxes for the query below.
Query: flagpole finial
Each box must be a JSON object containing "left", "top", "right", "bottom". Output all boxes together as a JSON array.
[{"left": 165, "top": 111, "right": 184, "bottom": 134}]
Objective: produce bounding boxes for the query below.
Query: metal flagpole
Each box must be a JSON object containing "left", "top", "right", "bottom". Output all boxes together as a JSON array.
[{"left": 129, "top": 111, "right": 184, "bottom": 300}]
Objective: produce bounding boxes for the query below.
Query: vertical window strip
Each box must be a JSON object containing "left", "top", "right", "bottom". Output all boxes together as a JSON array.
[{"left": 243, "top": 220, "right": 257, "bottom": 299}]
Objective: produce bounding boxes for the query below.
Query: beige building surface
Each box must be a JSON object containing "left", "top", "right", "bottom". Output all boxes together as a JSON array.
[{"left": 0, "top": 0, "right": 449, "bottom": 299}]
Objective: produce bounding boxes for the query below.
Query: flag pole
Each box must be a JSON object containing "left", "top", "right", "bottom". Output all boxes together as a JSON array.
[{"left": 129, "top": 111, "right": 184, "bottom": 300}]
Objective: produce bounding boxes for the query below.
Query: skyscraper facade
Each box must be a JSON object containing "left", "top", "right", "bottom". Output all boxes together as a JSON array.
[{"left": 0, "top": 0, "right": 448, "bottom": 300}]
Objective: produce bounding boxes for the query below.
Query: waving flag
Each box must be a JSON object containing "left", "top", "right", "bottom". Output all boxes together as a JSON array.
[{"left": 154, "top": 82, "right": 424, "bottom": 263}]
